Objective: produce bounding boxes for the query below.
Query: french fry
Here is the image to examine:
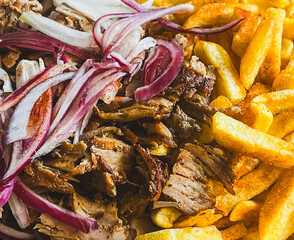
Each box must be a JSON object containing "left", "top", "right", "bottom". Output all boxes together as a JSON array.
[
  {"left": 245, "top": 83, "right": 271, "bottom": 101},
  {"left": 151, "top": 208, "right": 182, "bottom": 228},
  {"left": 259, "top": 168, "right": 294, "bottom": 240},
  {"left": 214, "top": 216, "right": 235, "bottom": 229},
  {"left": 209, "top": 95, "right": 233, "bottom": 109},
  {"left": 231, "top": 10, "right": 261, "bottom": 58},
  {"left": 231, "top": 155, "right": 260, "bottom": 180},
  {"left": 243, "top": 223, "right": 261, "bottom": 240},
  {"left": 215, "top": 163, "right": 282, "bottom": 215},
  {"left": 273, "top": 54, "right": 294, "bottom": 90},
  {"left": 266, "top": 0, "right": 289, "bottom": 8},
  {"left": 173, "top": 209, "right": 223, "bottom": 228},
  {"left": 240, "top": 0, "right": 271, "bottom": 14},
  {"left": 221, "top": 223, "right": 248, "bottom": 240},
  {"left": 259, "top": 8, "right": 285, "bottom": 85},
  {"left": 135, "top": 226, "right": 223, "bottom": 240},
  {"left": 252, "top": 90, "right": 294, "bottom": 114},
  {"left": 241, "top": 103, "right": 273, "bottom": 132},
  {"left": 286, "top": 1, "right": 294, "bottom": 18},
  {"left": 281, "top": 38, "right": 293, "bottom": 69},
  {"left": 240, "top": 19, "right": 274, "bottom": 89},
  {"left": 195, "top": 123, "right": 214, "bottom": 144},
  {"left": 152, "top": 0, "right": 172, "bottom": 7},
  {"left": 183, "top": 3, "right": 259, "bottom": 29},
  {"left": 212, "top": 112, "right": 294, "bottom": 168},
  {"left": 229, "top": 200, "right": 261, "bottom": 222},
  {"left": 195, "top": 41, "right": 246, "bottom": 104},
  {"left": 268, "top": 110, "right": 294, "bottom": 139},
  {"left": 284, "top": 131, "right": 294, "bottom": 144},
  {"left": 283, "top": 18, "right": 294, "bottom": 40}
]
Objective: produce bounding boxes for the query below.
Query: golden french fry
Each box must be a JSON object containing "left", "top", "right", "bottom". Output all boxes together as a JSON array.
[
  {"left": 229, "top": 200, "right": 261, "bottom": 222},
  {"left": 195, "top": 41, "right": 246, "bottom": 104},
  {"left": 221, "top": 223, "right": 248, "bottom": 240},
  {"left": 196, "top": 123, "right": 214, "bottom": 144},
  {"left": 243, "top": 223, "right": 260, "bottom": 240},
  {"left": 240, "top": 19, "right": 274, "bottom": 89},
  {"left": 245, "top": 83, "right": 271, "bottom": 102},
  {"left": 151, "top": 208, "right": 182, "bottom": 228},
  {"left": 286, "top": 1, "right": 294, "bottom": 18},
  {"left": 259, "top": 168, "right": 294, "bottom": 240},
  {"left": 241, "top": 103, "right": 273, "bottom": 133},
  {"left": 273, "top": 54, "right": 294, "bottom": 90},
  {"left": 210, "top": 95, "right": 233, "bottom": 109},
  {"left": 152, "top": 0, "right": 172, "bottom": 7},
  {"left": 240, "top": 0, "right": 271, "bottom": 14},
  {"left": 281, "top": 38, "right": 293, "bottom": 69},
  {"left": 283, "top": 18, "right": 294, "bottom": 40},
  {"left": 183, "top": 3, "right": 259, "bottom": 29},
  {"left": 231, "top": 11, "right": 261, "bottom": 58},
  {"left": 135, "top": 226, "right": 223, "bottom": 240},
  {"left": 212, "top": 112, "right": 294, "bottom": 168},
  {"left": 266, "top": 0, "right": 289, "bottom": 8},
  {"left": 173, "top": 209, "right": 223, "bottom": 228},
  {"left": 268, "top": 110, "right": 294, "bottom": 139},
  {"left": 259, "top": 8, "right": 285, "bottom": 84},
  {"left": 231, "top": 155, "right": 260, "bottom": 180},
  {"left": 214, "top": 216, "right": 235, "bottom": 229},
  {"left": 252, "top": 90, "right": 294, "bottom": 114},
  {"left": 215, "top": 163, "right": 281, "bottom": 215},
  {"left": 284, "top": 131, "right": 294, "bottom": 144}
]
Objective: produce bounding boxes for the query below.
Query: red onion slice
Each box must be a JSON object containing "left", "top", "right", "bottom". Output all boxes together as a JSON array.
[
  {"left": 126, "top": 37, "right": 157, "bottom": 62},
  {"left": 0, "top": 179, "right": 15, "bottom": 209},
  {"left": 7, "top": 72, "right": 75, "bottom": 144},
  {"left": 0, "top": 222, "right": 34, "bottom": 240},
  {"left": 13, "top": 178, "right": 98, "bottom": 234},
  {"left": 134, "top": 39, "right": 183, "bottom": 102}
]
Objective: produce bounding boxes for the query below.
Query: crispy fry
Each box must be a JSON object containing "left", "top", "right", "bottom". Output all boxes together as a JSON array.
[
  {"left": 284, "top": 131, "right": 294, "bottom": 144},
  {"left": 259, "top": 168, "right": 294, "bottom": 240},
  {"left": 259, "top": 8, "right": 285, "bottom": 84},
  {"left": 266, "top": 0, "right": 289, "bottom": 8},
  {"left": 151, "top": 207, "right": 182, "bottom": 228},
  {"left": 183, "top": 3, "right": 259, "bottom": 29},
  {"left": 221, "top": 223, "right": 247, "bottom": 240},
  {"left": 173, "top": 209, "right": 223, "bottom": 228},
  {"left": 212, "top": 112, "right": 294, "bottom": 168},
  {"left": 286, "top": 1, "right": 294, "bottom": 18},
  {"left": 273, "top": 54, "right": 294, "bottom": 90},
  {"left": 243, "top": 223, "right": 261, "bottom": 240},
  {"left": 268, "top": 110, "right": 294, "bottom": 139},
  {"left": 240, "top": 19, "right": 274, "bottom": 89},
  {"left": 214, "top": 216, "right": 235, "bottom": 229},
  {"left": 209, "top": 95, "right": 233, "bottom": 109},
  {"left": 195, "top": 123, "right": 214, "bottom": 144},
  {"left": 231, "top": 155, "right": 260, "bottom": 180},
  {"left": 195, "top": 41, "right": 246, "bottom": 104},
  {"left": 283, "top": 18, "right": 294, "bottom": 40},
  {"left": 231, "top": 11, "right": 261, "bottom": 58},
  {"left": 229, "top": 200, "right": 261, "bottom": 222},
  {"left": 215, "top": 163, "right": 281, "bottom": 215},
  {"left": 281, "top": 38, "right": 293, "bottom": 69},
  {"left": 135, "top": 226, "right": 223, "bottom": 240},
  {"left": 252, "top": 90, "right": 294, "bottom": 114},
  {"left": 152, "top": 0, "right": 172, "bottom": 7}
]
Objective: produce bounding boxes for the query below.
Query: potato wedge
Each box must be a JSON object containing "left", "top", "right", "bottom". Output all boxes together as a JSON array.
[
  {"left": 151, "top": 208, "right": 182, "bottom": 228},
  {"left": 183, "top": 3, "right": 259, "bottom": 29},
  {"left": 281, "top": 38, "right": 293, "bottom": 69},
  {"left": 210, "top": 95, "right": 233, "bottom": 109},
  {"left": 215, "top": 163, "right": 281, "bottom": 215},
  {"left": 252, "top": 89, "right": 294, "bottom": 114},
  {"left": 241, "top": 103, "right": 273, "bottom": 132},
  {"left": 259, "top": 168, "right": 294, "bottom": 240},
  {"left": 259, "top": 8, "right": 285, "bottom": 84},
  {"left": 268, "top": 110, "right": 294, "bottom": 139},
  {"left": 221, "top": 223, "right": 247, "bottom": 240},
  {"left": 229, "top": 200, "right": 261, "bottom": 222},
  {"left": 195, "top": 41, "right": 246, "bottom": 104},
  {"left": 240, "top": 19, "right": 274, "bottom": 89},
  {"left": 273, "top": 55, "right": 294, "bottom": 90},
  {"left": 173, "top": 209, "right": 223, "bottom": 228},
  {"left": 135, "top": 226, "right": 223, "bottom": 240},
  {"left": 212, "top": 112, "right": 294, "bottom": 168},
  {"left": 231, "top": 11, "right": 261, "bottom": 58},
  {"left": 283, "top": 18, "right": 294, "bottom": 40}
]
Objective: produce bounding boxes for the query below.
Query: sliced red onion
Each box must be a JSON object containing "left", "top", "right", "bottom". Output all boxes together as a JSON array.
[
  {"left": 8, "top": 193, "right": 31, "bottom": 229},
  {"left": 15, "top": 60, "right": 41, "bottom": 89},
  {"left": 0, "top": 69, "right": 13, "bottom": 93},
  {"left": 80, "top": 109, "right": 93, "bottom": 134},
  {"left": 0, "top": 222, "right": 34, "bottom": 240},
  {"left": 7, "top": 72, "right": 75, "bottom": 144},
  {"left": 0, "top": 65, "right": 67, "bottom": 113},
  {"left": 121, "top": 0, "right": 244, "bottom": 34},
  {"left": 19, "top": 11, "right": 97, "bottom": 49},
  {"left": 126, "top": 37, "right": 157, "bottom": 62},
  {"left": 34, "top": 70, "right": 125, "bottom": 158},
  {"left": 135, "top": 39, "right": 183, "bottom": 102},
  {"left": 0, "top": 31, "right": 91, "bottom": 60},
  {"left": 2, "top": 90, "right": 52, "bottom": 185},
  {"left": 13, "top": 178, "right": 98, "bottom": 233},
  {"left": 0, "top": 179, "right": 15, "bottom": 209}
]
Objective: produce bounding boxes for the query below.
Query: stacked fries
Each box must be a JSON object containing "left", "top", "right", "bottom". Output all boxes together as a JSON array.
[{"left": 138, "top": 0, "right": 294, "bottom": 239}]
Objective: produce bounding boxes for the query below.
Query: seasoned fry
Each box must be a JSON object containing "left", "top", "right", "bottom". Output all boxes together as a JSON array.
[
  {"left": 268, "top": 110, "right": 294, "bottom": 139},
  {"left": 212, "top": 112, "right": 294, "bottom": 168},
  {"left": 151, "top": 208, "right": 182, "bottom": 228},
  {"left": 215, "top": 163, "right": 281, "bottom": 215},
  {"left": 273, "top": 54, "right": 294, "bottom": 90},
  {"left": 195, "top": 41, "right": 246, "bottom": 104},
  {"left": 183, "top": 3, "right": 259, "bottom": 29},
  {"left": 281, "top": 38, "right": 293, "bottom": 69},
  {"left": 243, "top": 223, "right": 261, "bottom": 240},
  {"left": 259, "top": 8, "right": 285, "bottom": 84},
  {"left": 209, "top": 95, "right": 233, "bottom": 109},
  {"left": 229, "top": 200, "right": 261, "bottom": 222},
  {"left": 231, "top": 155, "right": 260, "bottom": 180},
  {"left": 266, "top": 0, "right": 289, "bottom": 8},
  {"left": 259, "top": 168, "right": 294, "bottom": 240},
  {"left": 284, "top": 131, "right": 294, "bottom": 144},
  {"left": 286, "top": 1, "right": 294, "bottom": 18},
  {"left": 252, "top": 89, "right": 294, "bottom": 114},
  {"left": 135, "top": 226, "right": 223, "bottom": 240},
  {"left": 221, "top": 223, "right": 247, "bottom": 240},
  {"left": 195, "top": 123, "right": 214, "bottom": 144},
  {"left": 283, "top": 18, "right": 294, "bottom": 40},
  {"left": 231, "top": 11, "right": 261, "bottom": 58},
  {"left": 173, "top": 209, "right": 223, "bottom": 228},
  {"left": 240, "top": 19, "right": 274, "bottom": 89}
]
